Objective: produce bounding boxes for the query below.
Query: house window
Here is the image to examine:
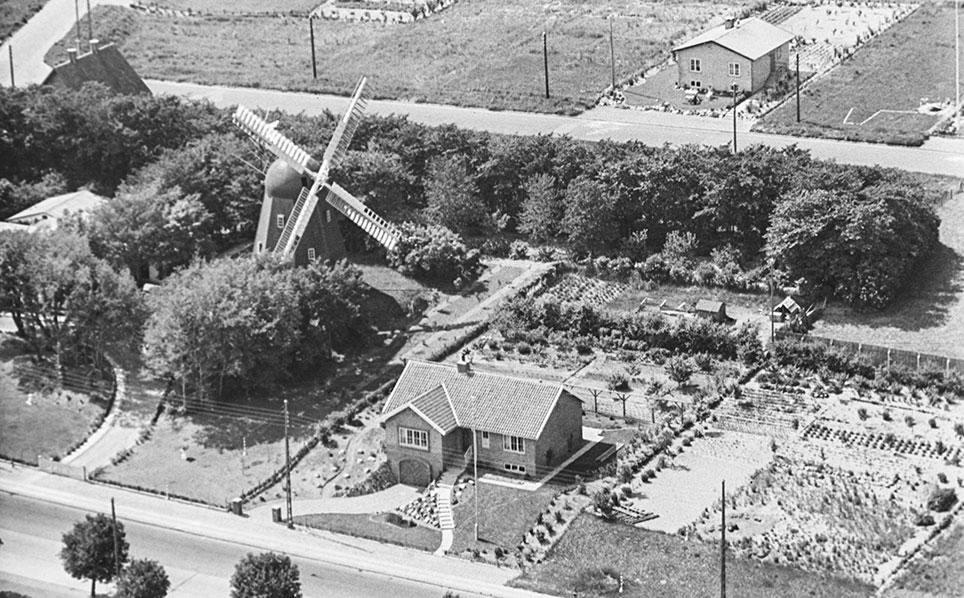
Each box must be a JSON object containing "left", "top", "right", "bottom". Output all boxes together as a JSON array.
[
  {"left": 689, "top": 58, "right": 701, "bottom": 72},
  {"left": 398, "top": 427, "right": 429, "bottom": 450},
  {"left": 504, "top": 463, "right": 526, "bottom": 474},
  {"left": 480, "top": 431, "right": 490, "bottom": 449},
  {"left": 728, "top": 62, "right": 741, "bottom": 77},
  {"left": 503, "top": 435, "right": 525, "bottom": 454},
  {"left": 307, "top": 248, "right": 316, "bottom": 261},
  {"left": 276, "top": 214, "right": 285, "bottom": 229},
  {"left": 325, "top": 209, "right": 332, "bottom": 223},
  {"left": 690, "top": 80, "right": 702, "bottom": 89}
]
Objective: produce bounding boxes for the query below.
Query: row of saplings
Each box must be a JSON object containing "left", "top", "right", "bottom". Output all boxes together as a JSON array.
[{"left": 60, "top": 513, "right": 302, "bottom": 598}]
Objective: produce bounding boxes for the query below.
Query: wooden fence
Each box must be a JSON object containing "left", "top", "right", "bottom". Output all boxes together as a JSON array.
[{"left": 776, "top": 331, "right": 964, "bottom": 375}]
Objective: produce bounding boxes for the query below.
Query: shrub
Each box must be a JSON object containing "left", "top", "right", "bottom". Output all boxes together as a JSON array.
[
  {"left": 517, "top": 342, "right": 532, "bottom": 355},
  {"left": 592, "top": 488, "right": 616, "bottom": 519},
  {"left": 387, "top": 222, "right": 482, "bottom": 283},
  {"left": 509, "top": 240, "right": 529, "bottom": 260},
  {"left": 955, "top": 422, "right": 964, "bottom": 437},
  {"left": 857, "top": 407, "right": 868, "bottom": 421},
  {"left": 938, "top": 472, "right": 948, "bottom": 484},
  {"left": 693, "top": 352, "right": 714, "bottom": 372},
  {"left": 905, "top": 415, "right": 915, "bottom": 428},
  {"left": 617, "top": 464, "right": 633, "bottom": 483},
  {"left": 480, "top": 237, "right": 510, "bottom": 257},
  {"left": 927, "top": 487, "right": 957, "bottom": 512},
  {"left": 882, "top": 409, "right": 892, "bottom": 422},
  {"left": 608, "top": 373, "right": 630, "bottom": 391},
  {"left": 915, "top": 512, "right": 935, "bottom": 526}
]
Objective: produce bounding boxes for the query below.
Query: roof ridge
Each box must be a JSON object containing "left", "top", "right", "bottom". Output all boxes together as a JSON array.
[{"left": 408, "top": 359, "right": 560, "bottom": 388}]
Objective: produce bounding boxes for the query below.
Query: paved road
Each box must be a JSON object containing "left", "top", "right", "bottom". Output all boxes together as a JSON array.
[
  {"left": 0, "top": 493, "right": 483, "bottom": 598},
  {"left": 0, "top": 0, "right": 128, "bottom": 87},
  {"left": 148, "top": 80, "right": 964, "bottom": 177},
  {"left": 0, "top": 465, "right": 543, "bottom": 598}
]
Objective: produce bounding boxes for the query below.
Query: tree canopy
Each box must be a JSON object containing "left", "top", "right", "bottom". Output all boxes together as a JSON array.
[
  {"left": 230, "top": 552, "right": 302, "bottom": 598},
  {"left": 60, "top": 513, "right": 129, "bottom": 597},
  {"left": 116, "top": 559, "right": 171, "bottom": 598}
]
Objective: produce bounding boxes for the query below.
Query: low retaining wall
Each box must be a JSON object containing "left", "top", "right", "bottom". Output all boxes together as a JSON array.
[{"left": 38, "top": 456, "right": 86, "bottom": 481}]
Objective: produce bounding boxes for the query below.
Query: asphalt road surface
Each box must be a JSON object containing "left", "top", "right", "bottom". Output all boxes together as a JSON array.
[{"left": 0, "top": 493, "right": 481, "bottom": 598}]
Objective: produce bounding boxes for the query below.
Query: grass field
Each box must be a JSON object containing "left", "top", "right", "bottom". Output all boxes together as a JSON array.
[
  {"left": 812, "top": 190, "right": 964, "bottom": 360},
  {"left": 450, "top": 480, "right": 561, "bottom": 553},
  {"left": 887, "top": 519, "right": 964, "bottom": 598},
  {"left": 151, "top": 0, "right": 320, "bottom": 14},
  {"left": 0, "top": 336, "right": 110, "bottom": 465},
  {"left": 49, "top": 1, "right": 745, "bottom": 114},
  {"left": 0, "top": 0, "right": 45, "bottom": 42},
  {"left": 755, "top": 4, "right": 957, "bottom": 145},
  {"left": 296, "top": 511, "right": 442, "bottom": 552},
  {"left": 512, "top": 514, "right": 875, "bottom": 598}
]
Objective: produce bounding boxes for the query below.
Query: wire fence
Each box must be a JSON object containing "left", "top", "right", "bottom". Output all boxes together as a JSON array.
[{"left": 776, "top": 331, "right": 964, "bottom": 375}]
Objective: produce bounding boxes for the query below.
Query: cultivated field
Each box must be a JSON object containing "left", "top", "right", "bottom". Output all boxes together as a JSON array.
[
  {"left": 812, "top": 191, "right": 964, "bottom": 360},
  {"left": 756, "top": 4, "right": 958, "bottom": 145},
  {"left": 0, "top": 336, "right": 112, "bottom": 465},
  {"left": 49, "top": 1, "right": 747, "bottom": 113}
]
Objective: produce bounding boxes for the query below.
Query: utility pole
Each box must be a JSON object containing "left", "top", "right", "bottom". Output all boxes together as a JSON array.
[
  {"left": 74, "top": 0, "right": 82, "bottom": 49},
  {"left": 111, "top": 498, "right": 121, "bottom": 578},
  {"left": 720, "top": 480, "right": 726, "bottom": 598},
  {"left": 8, "top": 46, "right": 13, "bottom": 88},
  {"left": 768, "top": 269, "right": 775, "bottom": 346},
  {"left": 956, "top": 0, "right": 960, "bottom": 127},
  {"left": 86, "top": 0, "right": 93, "bottom": 42},
  {"left": 609, "top": 16, "right": 616, "bottom": 92},
  {"left": 284, "top": 399, "right": 293, "bottom": 529},
  {"left": 795, "top": 53, "right": 801, "bottom": 123},
  {"left": 309, "top": 17, "right": 317, "bottom": 80},
  {"left": 731, "top": 84, "right": 738, "bottom": 153},
  {"left": 542, "top": 31, "right": 550, "bottom": 99},
  {"left": 471, "top": 395, "right": 479, "bottom": 542}
]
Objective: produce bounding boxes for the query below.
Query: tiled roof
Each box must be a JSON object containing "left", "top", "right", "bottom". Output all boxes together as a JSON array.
[
  {"left": 674, "top": 17, "right": 794, "bottom": 61},
  {"left": 6, "top": 190, "right": 107, "bottom": 228},
  {"left": 409, "top": 385, "right": 459, "bottom": 434},
  {"left": 44, "top": 43, "right": 150, "bottom": 96},
  {"left": 382, "top": 361, "right": 564, "bottom": 439}
]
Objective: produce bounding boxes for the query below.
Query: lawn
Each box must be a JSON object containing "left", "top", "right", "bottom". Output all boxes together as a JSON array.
[
  {"left": 0, "top": 0, "right": 45, "bottom": 42},
  {"left": 811, "top": 191, "right": 964, "bottom": 360},
  {"left": 0, "top": 336, "right": 112, "bottom": 465},
  {"left": 48, "top": 1, "right": 746, "bottom": 114},
  {"left": 450, "top": 480, "right": 562, "bottom": 553},
  {"left": 887, "top": 519, "right": 964, "bottom": 598},
  {"left": 511, "top": 514, "right": 875, "bottom": 598},
  {"left": 755, "top": 4, "right": 957, "bottom": 145},
  {"left": 296, "top": 511, "right": 442, "bottom": 552}
]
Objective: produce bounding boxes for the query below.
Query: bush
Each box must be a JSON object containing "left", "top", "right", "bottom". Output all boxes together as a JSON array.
[
  {"left": 480, "top": 237, "right": 510, "bottom": 257},
  {"left": 856, "top": 407, "right": 868, "bottom": 421},
  {"left": 508, "top": 240, "right": 529, "bottom": 260},
  {"left": 927, "top": 487, "right": 957, "bottom": 512},
  {"left": 387, "top": 222, "right": 481, "bottom": 283},
  {"left": 608, "top": 373, "right": 630, "bottom": 391},
  {"left": 915, "top": 512, "right": 935, "bottom": 526}
]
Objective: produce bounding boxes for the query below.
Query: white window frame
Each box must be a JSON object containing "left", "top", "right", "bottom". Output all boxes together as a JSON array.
[
  {"left": 276, "top": 214, "right": 285, "bottom": 229},
  {"left": 480, "top": 430, "right": 490, "bottom": 449},
  {"left": 503, "top": 435, "right": 525, "bottom": 454},
  {"left": 398, "top": 427, "right": 429, "bottom": 451},
  {"left": 728, "top": 62, "right": 741, "bottom": 77},
  {"left": 689, "top": 58, "right": 701, "bottom": 72},
  {"left": 307, "top": 247, "right": 316, "bottom": 261},
  {"left": 504, "top": 463, "right": 526, "bottom": 474}
]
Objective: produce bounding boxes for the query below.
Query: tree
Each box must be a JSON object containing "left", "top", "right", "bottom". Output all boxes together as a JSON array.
[
  {"left": 518, "top": 173, "right": 560, "bottom": 242},
  {"left": 60, "top": 513, "right": 129, "bottom": 597},
  {"left": 386, "top": 222, "right": 481, "bottom": 284},
  {"left": 230, "top": 552, "right": 302, "bottom": 598},
  {"left": 665, "top": 355, "right": 695, "bottom": 388},
  {"left": 562, "top": 176, "right": 617, "bottom": 256},
  {"left": 422, "top": 154, "right": 486, "bottom": 234},
  {"left": 116, "top": 559, "right": 170, "bottom": 598}
]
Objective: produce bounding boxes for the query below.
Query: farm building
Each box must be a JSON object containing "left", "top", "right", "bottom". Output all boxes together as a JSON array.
[
  {"left": 673, "top": 17, "right": 794, "bottom": 94},
  {"left": 5, "top": 189, "right": 106, "bottom": 231},
  {"left": 44, "top": 40, "right": 150, "bottom": 96},
  {"left": 694, "top": 299, "right": 732, "bottom": 323},
  {"left": 381, "top": 360, "right": 584, "bottom": 486}
]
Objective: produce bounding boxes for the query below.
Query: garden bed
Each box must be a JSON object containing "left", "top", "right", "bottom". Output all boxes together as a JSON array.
[{"left": 512, "top": 514, "right": 875, "bottom": 598}]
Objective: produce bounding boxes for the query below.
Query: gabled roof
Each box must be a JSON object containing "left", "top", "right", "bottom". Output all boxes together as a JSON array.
[
  {"left": 6, "top": 189, "right": 107, "bottom": 228},
  {"left": 382, "top": 361, "right": 567, "bottom": 440},
  {"left": 774, "top": 296, "right": 802, "bottom": 313},
  {"left": 44, "top": 43, "right": 150, "bottom": 96},
  {"left": 674, "top": 17, "right": 794, "bottom": 61},
  {"left": 695, "top": 299, "right": 725, "bottom": 313},
  {"left": 0, "top": 221, "right": 29, "bottom": 233}
]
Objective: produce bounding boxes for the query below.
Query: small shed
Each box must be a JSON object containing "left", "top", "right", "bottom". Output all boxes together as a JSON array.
[
  {"left": 694, "top": 299, "right": 729, "bottom": 323},
  {"left": 772, "top": 296, "right": 802, "bottom": 322}
]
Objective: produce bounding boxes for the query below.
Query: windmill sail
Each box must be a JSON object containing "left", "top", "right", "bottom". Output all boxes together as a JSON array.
[
  {"left": 324, "top": 181, "right": 400, "bottom": 252},
  {"left": 321, "top": 76, "right": 368, "bottom": 174},
  {"left": 233, "top": 106, "right": 315, "bottom": 177}
]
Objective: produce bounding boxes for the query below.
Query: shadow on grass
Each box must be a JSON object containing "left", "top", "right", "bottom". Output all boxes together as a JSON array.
[{"left": 821, "top": 243, "right": 963, "bottom": 331}]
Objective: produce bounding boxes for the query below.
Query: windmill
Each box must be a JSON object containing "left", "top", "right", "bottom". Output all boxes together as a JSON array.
[{"left": 233, "top": 76, "right": 400, "bottom": 265}]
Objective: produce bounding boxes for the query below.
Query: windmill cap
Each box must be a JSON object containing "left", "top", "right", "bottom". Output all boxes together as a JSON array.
[{"left": 265, "top": 159, "right": 304, "bottom": 200}]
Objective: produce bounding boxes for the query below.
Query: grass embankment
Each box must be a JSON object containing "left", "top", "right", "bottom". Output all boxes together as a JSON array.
[
  {"left": 297, "top": 512, "right": 442, "bottom": 552},
  {"left": 512, "top": 514, "right": 874, "bottom": 598},
  {"left": 755, "top": 4, "right": 956, "bottom": 146},
  {"left": 0, "top": 0, "right": 46, "bottom": 42},
  {"left": 0, "top": 336, "right": 111, "bottom": 464},
  {"left": 47, "top": 1, "right": 743, "bottom": 114}
]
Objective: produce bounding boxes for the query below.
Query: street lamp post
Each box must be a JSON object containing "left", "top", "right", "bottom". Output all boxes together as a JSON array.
[{"left": 731, "top": 84, "right": 739, "bottom": 153}]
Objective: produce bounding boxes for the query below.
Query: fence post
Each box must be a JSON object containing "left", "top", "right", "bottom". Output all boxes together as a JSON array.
[
  {"left": 947, "top": 358, "right": 951, "bottom": 376},
  {"left": 916, "top": 353, "right": 921, "bottom": 372},
  {"left": 886, "top": 349, "right": 891, "bottom": 370},
  {"left": 857, "top": 343, "right": 862, "bottom": 356}
]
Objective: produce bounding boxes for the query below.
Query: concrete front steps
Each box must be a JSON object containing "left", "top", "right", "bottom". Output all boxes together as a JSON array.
[{"left": 434, "top": 482, "right": 455, "bottom": 555}]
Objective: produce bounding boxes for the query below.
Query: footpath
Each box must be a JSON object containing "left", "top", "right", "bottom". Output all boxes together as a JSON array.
[{"left": 0, "top": 463, "right": 544, "bottom": 598}]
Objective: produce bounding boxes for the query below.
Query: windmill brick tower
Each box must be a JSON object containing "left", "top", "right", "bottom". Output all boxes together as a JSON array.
[{"left": 235, "top": 77, "right": 399, "bottom": 266}]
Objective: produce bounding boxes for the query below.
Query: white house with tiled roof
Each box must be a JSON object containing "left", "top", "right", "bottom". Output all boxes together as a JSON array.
[
  {"left": 6, "top": 189, "right": 106, "bottom": 231},
  {"left": 673, "top": 17, "right": 794, "bottom": 94},
  {"left": 381, "top": 360, "right": 584, "bottom": 486}
]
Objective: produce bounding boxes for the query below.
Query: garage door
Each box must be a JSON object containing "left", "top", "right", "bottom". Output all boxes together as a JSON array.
[{"left": 398, "top": 458, "right": 431, "bottom": 487}]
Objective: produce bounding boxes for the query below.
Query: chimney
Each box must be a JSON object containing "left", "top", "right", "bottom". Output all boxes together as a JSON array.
[
  {"left": 456, "top": 349, "right": 473, "bottom": 374},
  {"left": 89, "top": 38, "right": 99, "bottom": 53},
  {"left": 724, "top": 18, "right": 735, "bottom": 29},
  {"left": 67, "top": 48, "right": 77, "bottom": 63}
]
